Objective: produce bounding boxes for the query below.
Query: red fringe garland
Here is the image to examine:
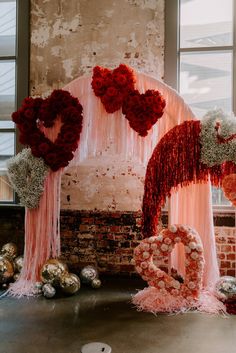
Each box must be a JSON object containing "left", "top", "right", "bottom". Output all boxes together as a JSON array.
[{"left": 142, "top": 120, "right": 236, "bottom": 237}]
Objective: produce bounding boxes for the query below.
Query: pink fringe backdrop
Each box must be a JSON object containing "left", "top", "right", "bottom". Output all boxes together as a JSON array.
[
  {"left": 8, "top": 70, "right": 220, "bottom": 296},
  {"left": 64, "top": 72, "right": 220, "bottom": 290}
]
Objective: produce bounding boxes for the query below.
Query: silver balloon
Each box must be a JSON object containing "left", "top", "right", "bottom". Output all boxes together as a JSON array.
[
  {"left": 33, "top": 281, "right": 43, "bottom": 296},
  {"left": 59, "top": 273, "right": 80, "bottom": 295},
  {"left": 42, "top": 283, "right": 56, "bottom": 298},
  {"left": 91, "top": 278, "right": 102, "bottom": 289},
  {"left": 80, "top": 266, "right": 98, "bottom": 284},
  {"left": 14, "top": 255, "right": 24, "bottom": 273},
  {"left": 215, "top": 276, "right": 236, "bottom": 301}
]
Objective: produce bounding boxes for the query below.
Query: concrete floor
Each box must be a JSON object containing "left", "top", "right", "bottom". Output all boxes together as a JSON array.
[{"left": 0, "top": 277, "right": 236, "bottom": 353}]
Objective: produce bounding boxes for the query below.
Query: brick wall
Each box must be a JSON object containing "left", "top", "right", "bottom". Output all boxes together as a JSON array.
[
  {"left": 0, "top": 207, "right": 236, "bottom": 277},
  {"left": 215, "top": 227, "right": 236, "bottom": 277}
]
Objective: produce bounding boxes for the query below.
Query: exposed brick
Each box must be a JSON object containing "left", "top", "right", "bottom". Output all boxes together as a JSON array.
[
  {"left": 227, "top": 254, "right": 236, "bottom": 260},
  {"left": 221, "top": 245, "right": 232, "bottom": 253},
  {"left": 225, "top": 269, "right": 236, "bottom": 276},
  {"left": 218, "top": 253, "right": 225, "bottom": 260},
  {"left": 227, "top": 237, "right": 236, "bottom": 244},
  {"left": 216, "top": 236, "right": 227, "bottom": 243},
  {"left": 221, "top": 261, "right": 231, "bottom": 268}
]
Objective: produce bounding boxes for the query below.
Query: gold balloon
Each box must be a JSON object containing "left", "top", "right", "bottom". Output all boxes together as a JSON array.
[
  {"left": 59, "top": 273, "right": 80, "bottom": 295},
  {"left": 40, "top": 258, "right": 68, "bottom": 286},
  {"left": 1, "top": 243, "right": 18, "bottom": 259},
  {"left": 91, "top": 278, "right": 102, "bottom": 289},
  {"left": 14, "top": 255, "right": 24, "bottom": 273},
  {"left": 0, "top": 255, "right": 14, "bottom": 283}
]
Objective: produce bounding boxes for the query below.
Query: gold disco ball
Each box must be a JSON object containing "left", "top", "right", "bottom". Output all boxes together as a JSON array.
[
  {"left": 40, "top": 258, "right": 68, "bottom": 286},
  {"left": 0, "top": 255, "right": 14, "bottom": 284},
  {"left": 59, "top": 273, "right": 80, "bottom": 295},
  {"left": 14, "top": 255, "right": 24, "bottom": 273},
  {"left": 1, "top": 243, "right": 18, "bottom": 260}
]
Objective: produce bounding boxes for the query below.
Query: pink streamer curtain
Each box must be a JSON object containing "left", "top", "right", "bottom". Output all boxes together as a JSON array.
[
  {"left": 9, "top": 70, "right": 219, "bottom": 297},
  {"left": 64, "top": 71, "right": 219, "bottom": 289}
]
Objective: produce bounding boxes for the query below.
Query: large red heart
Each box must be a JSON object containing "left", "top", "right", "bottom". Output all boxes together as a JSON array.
[
  {"left": 12, "top": 90, "right": 83, "bottom": 171},
  {"left": 122, "top": 89, "right": 166, "bottom": 137},
  {"left": 91, "top": 64, "right": 135, "bottom": 113}
]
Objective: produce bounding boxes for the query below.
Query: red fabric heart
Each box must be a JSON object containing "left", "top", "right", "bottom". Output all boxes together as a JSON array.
[
  {"left": 122, "top": 89, "right": 166, "bottom": 137},
  {"left": 91, "top": 64, "right": 135, "bottom": 113},
  {"left": 12, "top": 90, "right": 83, "bottom": 171}
]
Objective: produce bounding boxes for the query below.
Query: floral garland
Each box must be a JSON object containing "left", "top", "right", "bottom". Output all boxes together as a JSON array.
[
  {"left": 7, "top": 148, "right": 49, "bottom": 209},
  {"left": 132, "top": 225, "right": 204, "bottom": 312},
  {"left": 12, "top": 90, "right": 83, "bottom": 171},
  {"left": 91, "top": 64, "right": 135, "bottom": 113},
  {"left": 142, "top": 120, "right": 236, "bottom": 237},
  {"left": 122, "top": 89, "right": 166, "bottom": 136},
  {"left": 200, "top": 109, "right": 236, "bottom": 167}
]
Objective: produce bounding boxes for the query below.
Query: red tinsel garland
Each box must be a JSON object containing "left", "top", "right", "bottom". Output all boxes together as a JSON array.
[
  {"left": 122, "top": 89, "right": 166, "bottom": 137},
  {"left": 142, "top": 120, "right": 236, "bottom": 237},
  {"left": 91, "top": 64, "right": 135, "bottom": 113},
  {"left": 12, "top": 90, "right": 83, "bottom": 171}
]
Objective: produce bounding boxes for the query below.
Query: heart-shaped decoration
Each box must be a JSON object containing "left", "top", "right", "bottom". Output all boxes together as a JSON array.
[
  {"left": 11, "top": 90, "right": 83, "bottom": 171},
  {"left": 7, "top": 148, "right": 49, "bottom": 209},
  {"left": 91, "top": 64, "right": 135, "bottom": 113},
  {"left": 133, "top": 225, "right": 204, "bottom": 300},
  {"left": 122, "top": 89, "right": 166, "bottom": 137}
]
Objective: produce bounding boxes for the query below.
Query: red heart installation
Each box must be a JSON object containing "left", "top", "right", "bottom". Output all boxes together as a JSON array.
[
  {"left": 91, "top": 64, "right": 135, "bottom": 113},
  {"left": 122, "top": 89, "right": 166, "bottom": 137},
  {"left": 12, "top": 90, "right": 83, "bottom": 171}
]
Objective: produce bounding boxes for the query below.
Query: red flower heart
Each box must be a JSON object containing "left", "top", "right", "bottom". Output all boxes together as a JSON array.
[
  {"left": 12, "top": 90, "right": 83, "bottom": 171},
  {"left": 91, "top": 64, "right": 135, "bottom": 113},
  {"left": 122, "top": 89, "right": 166, "bottom": 136}
]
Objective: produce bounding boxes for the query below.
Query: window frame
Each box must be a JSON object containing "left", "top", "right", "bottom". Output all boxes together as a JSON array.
[
  {"left": 164, "top": 0, "right": 235, "bottom": 213},
  {"left": 0, "top": 0, "right": 30, "bottom": 205}
]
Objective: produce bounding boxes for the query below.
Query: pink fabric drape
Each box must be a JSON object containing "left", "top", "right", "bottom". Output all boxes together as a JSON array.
[
  {"left": 7, "top": 121, "right": 62, "bottom": 297},
  {"left": 64, "top": 71, "right": 219, "bottom": 289}
]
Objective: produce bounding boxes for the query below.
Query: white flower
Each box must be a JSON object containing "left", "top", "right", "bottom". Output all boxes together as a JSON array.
[
  {"left": 164, "top": 237, "right": 172, "bottom": 245},
  {"left": 158, "top": 280, "right": 165, "bottom": 288},
  {"left": 156, "top": 234, "right": 163, "bottom": 242},
  {"left": 148, "top": 236, "right": 156, "bottom": 243},
  {"left": 174, "top": 237, "right": 181, "bottom": 243},
  {"left": 188, "top": 282, "right": 196, "bottom": 290},
  {"left": 189, "top": 242, "right": 197, "bottom": 250},
  {"left": 185, "top": 246, "right": 191, "bottom": 254},
  {"left": 196, "top": 244, "right": 203, "bottom": 252},
  {"left": 148, "top": 264, "right": 156, "bottom": 272},
  {"left": 171, "top": 280, "right": 180, "bottom": 289},
  {"left": 179, "top": 225, "right": 187, "bottom": 232},
  {"left": 190, "top": 252, "right": 199, "bottom": 260},
  {"left": 169, "top": 225, "right": 177, "bottom": 233},
  {"left": 150, "top": 243, "right": 158, "bottom": 251},
  {"left": 142, "top": 251, "right": 150, "bottom": 259},
  {"left": 161, "top": 244, "right": 169, "bottom": 252}
]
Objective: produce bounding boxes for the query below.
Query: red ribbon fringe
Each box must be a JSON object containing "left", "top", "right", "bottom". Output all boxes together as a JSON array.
[{"left": 142, "top": 120, "right": 236, "bottom": 237}]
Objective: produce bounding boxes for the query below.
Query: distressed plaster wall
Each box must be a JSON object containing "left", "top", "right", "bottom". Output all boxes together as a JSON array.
[{"left": 30, "top": 0, "right": 165, "bottom": 210}]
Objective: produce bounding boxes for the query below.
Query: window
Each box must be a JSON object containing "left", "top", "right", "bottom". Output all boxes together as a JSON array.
[
  {"left": 0, "top": 0, "right": 29, "bottom": 203},
  {"left": 165, "top": 0, "right": 235, "bottom": 208}
]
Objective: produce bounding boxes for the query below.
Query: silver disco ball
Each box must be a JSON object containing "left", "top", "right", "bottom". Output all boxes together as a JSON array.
[{"left": 215, "top": 276, "right": 236, "bottom": 301}]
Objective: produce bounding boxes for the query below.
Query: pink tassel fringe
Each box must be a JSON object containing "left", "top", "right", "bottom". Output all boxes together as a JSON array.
[{"left": 132, "top": 287, "right": 227, "bottom": 315}]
